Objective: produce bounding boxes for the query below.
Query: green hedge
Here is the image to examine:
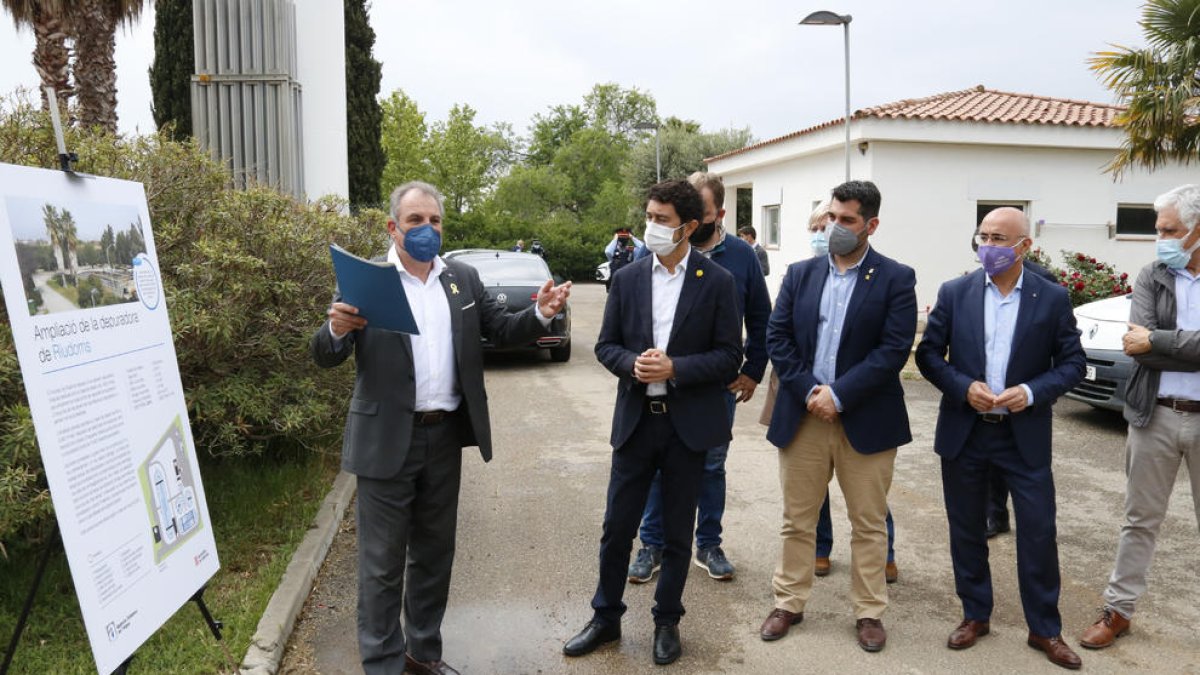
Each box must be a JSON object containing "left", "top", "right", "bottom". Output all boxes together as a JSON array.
[{"left": 0, "top": 95, "right": 380, "bottom": 546}]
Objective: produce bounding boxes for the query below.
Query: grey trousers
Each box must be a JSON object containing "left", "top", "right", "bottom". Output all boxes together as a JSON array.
[
  {"left": 1103, "top": 406, "right": 1200, "bottom": 618},
  {"left": 356, "top": 421, "right": 464, "bottom": 674}
]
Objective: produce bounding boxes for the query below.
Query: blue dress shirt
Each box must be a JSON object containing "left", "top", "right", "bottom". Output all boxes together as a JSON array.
[
  {"left": 984, "top": 269, "right": 1034, "bottom": 413},
  {"left": 813, "top": 248, "right": 868, "bottom": 410}
]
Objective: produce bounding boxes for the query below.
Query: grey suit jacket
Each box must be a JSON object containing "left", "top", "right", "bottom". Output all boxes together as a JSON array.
[{"left": 310, "top": 257, "right": 547, "bottom": 479}]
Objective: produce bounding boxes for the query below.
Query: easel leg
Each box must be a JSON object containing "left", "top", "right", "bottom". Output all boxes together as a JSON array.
[
  {"left": 1, "top": 525, "right": 60, "bottom": 675},
  {"left": 191, "top": 587, "right": 236, "bottom": 671}
]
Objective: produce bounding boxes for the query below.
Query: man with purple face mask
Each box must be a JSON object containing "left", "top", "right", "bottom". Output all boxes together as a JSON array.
[{"left": 917, "top": 207, "right": 1085, "bottom": 670}]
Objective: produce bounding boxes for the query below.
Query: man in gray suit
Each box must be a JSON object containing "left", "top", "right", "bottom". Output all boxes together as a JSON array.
[{"left": 311, "top": 181, "right": 571, "bottom": 675}]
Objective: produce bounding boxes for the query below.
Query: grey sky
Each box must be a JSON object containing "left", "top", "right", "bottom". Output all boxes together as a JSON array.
[
  {"left": 0, "top": 1, "right": 1147, "bottom": 143},
  {"left": 6, "top": 196, "right": 140, "bottom": 242}
]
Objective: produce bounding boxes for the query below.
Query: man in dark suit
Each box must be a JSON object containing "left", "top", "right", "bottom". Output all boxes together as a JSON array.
[
  {"left": 563, "top": 180, "right": 742, "bottom": 666},
  {"left": 311, "top": 181, "right": 571, "bottom": 675},
  {"left": 917, "top": 207, "right": 1085, "bottom": 670},
  {"left": 761, "top": 180, "right": 916, "bottom": 653}
]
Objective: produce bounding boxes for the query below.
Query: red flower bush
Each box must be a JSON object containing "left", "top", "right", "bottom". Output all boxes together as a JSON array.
[{"left": 1027, "top": 248, "right": 1132, "bottom": 307}]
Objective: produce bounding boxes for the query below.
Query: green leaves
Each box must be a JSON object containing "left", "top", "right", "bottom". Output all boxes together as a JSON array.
[{"left": 1091, "top": 0, "right": 1200, "bottom": 173}]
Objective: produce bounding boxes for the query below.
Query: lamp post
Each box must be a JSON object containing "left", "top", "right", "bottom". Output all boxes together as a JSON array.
[
  {"left": 799, "top": 10, "right": 852, "bottom": 181},
  {"left": 634, "top": 121, "right": 661, "bottom": 183}
]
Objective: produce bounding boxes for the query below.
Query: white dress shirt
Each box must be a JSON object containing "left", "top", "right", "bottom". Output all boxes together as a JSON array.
[
  {"left": 386, "top": 246, "right": 460, "bottom": 412},
  {"left": 648, "top": 247, "right": 690, "bottom": 397}
]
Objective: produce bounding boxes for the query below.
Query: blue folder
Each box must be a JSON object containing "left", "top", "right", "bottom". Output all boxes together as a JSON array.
[{"left": 329, "top": 244, "right": 419, "bottom": 334}]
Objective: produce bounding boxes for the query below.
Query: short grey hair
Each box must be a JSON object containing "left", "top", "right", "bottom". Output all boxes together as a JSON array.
[
  {"left": 1153, "top": 184, "right": 1200, "bottom": 230},
  {"left": 389, "top": 181, "right": 445, "bottom": 220},
  {"left": 808, "top": 200, "right": 831, "bottom": 230}
]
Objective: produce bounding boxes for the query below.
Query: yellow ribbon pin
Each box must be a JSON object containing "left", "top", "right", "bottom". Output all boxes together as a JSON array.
[
  {"left": 449, "top": 283, "right": 459, "bottom": 295},
  {"left": 696, "top": 269, "right": 704, "bottom": 278}
]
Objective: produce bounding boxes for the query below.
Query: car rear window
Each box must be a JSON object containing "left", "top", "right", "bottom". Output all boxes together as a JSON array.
[{"left": 462, "top": 257, "right": 549, "bottom": 282}]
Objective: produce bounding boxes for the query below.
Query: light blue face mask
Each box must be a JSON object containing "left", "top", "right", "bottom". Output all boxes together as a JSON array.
[
  {"left": 810, "top": 230, "right": 829, "bottom": 257},
  {"left": 1157, "top": 234, "right": 1199, "bottom": 270}
]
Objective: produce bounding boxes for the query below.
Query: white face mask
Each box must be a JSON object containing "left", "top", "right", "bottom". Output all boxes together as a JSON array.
[{"left": 644, "top": 220, "right": 684, "bottom": 257}]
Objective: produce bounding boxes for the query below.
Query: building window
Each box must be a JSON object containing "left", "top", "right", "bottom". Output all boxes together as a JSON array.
[
  {"left": 1116, "top": 204, "right": 1156, "bottom": 236},
  {"left": 762, "top": 204, "right": 780, "bottom": 248},
  {"left": 976, "top": 201, "right": 1027, "bottom": 226}
]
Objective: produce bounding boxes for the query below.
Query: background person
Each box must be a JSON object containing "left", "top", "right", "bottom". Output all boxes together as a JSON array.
[
  {"left": 627, "top": 172, "right": 771, "bottom": 584},
  {"left": 737, "top": 225, "right": 770, "bottom": 276}
]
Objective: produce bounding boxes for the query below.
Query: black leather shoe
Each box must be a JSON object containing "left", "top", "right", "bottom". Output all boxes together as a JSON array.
[
  {"left": 563, "top": 620, "right": 620, "bottom": 657},
  {"left": 404, "top": 654, "right": 461, "bottom": 675},
  {"left": 985, "top": 517, "right": 1011, "bottom": 538},
  {"left": 653, "top": 624, "right": 682, "bottom": 665}
]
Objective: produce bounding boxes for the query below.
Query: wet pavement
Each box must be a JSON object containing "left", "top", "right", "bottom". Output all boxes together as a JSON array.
[{"left": 280, "top": 282, "right": 1199, "bottom": 674}]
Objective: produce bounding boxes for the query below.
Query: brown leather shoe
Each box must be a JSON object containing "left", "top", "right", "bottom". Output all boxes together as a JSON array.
[
  {"left": 856, "top": 618, "right": 887, "bottom": 652},
  {"left": 1079, "top": 607, "right": 1131, "bottom": 649},
  {"left": 885, "top": 561, "right": 899, "bottom": 584},
  {"left": 405, "top": 654, "right": 461, "bottom": 675},
  {"left": 760, "top": 608, "right": 803, "bottom": 641},
  {"left": 947, "top": 619, "right": 990, "bottom": 649},
  {"left": 1027, "top": 634, "right": 1082, "bottom": 670},
  {"left": 814, "top": 557, "right": 831, "bottom": 577}
]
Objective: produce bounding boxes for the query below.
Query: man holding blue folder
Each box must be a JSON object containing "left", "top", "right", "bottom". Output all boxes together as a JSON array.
[{"left": 311, "top": 180, "right": 571, "bottom": 675}]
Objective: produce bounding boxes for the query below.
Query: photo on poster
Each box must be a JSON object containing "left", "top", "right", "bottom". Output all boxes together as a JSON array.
[{"left": 6, "top": 195, "right": 146, "bottom": 315}]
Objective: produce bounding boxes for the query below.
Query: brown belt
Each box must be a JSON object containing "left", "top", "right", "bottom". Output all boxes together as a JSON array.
[
  {"left": 414, "top": 409, "right": 457, "bottom": 426},
  {"left": 1156, "top": 397, "right": 1200, "bottom": 413}
]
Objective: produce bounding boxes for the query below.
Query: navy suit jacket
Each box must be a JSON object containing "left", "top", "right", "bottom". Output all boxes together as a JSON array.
[
  {"left": 595, "top": 250, "right": 743, "bottom": 452},
  {"left": 766, "top": 247, "right": 917, "bottom": 453},
  {"left": 915, "top": 268, "right": 1085, "bottom": 468}
]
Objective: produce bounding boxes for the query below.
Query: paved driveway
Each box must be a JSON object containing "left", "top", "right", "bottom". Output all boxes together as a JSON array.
[{"left": 281, "top": 282, "right": 1199, "bottom": 674}]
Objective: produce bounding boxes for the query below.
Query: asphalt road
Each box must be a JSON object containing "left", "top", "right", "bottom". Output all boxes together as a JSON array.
[{"left": 281, "top": 282, "right": 1199, "bottom": 675}]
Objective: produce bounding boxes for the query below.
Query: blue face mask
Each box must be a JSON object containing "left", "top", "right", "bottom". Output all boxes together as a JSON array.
[
  {"left": 810, "top": 230, "right": 829, "bottom": 257},
  {"left": 1156, "top": 235, "right": 1198, "bottom": 270},
  {"left": 403, "top": 223, "right": 442, "bottom": 262}
]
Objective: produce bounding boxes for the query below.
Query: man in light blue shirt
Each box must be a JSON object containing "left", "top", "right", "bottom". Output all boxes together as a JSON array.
[{"left": 1082, "top": 184, "right": 1200, "bottom": 650}]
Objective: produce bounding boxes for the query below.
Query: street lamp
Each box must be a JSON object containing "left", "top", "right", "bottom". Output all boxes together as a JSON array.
[
  {"left": 800, "top": 10, "right": 852, "bottom": 181},
  {"left": 634, "top": 121, "right": 661, "bottom": 183}
]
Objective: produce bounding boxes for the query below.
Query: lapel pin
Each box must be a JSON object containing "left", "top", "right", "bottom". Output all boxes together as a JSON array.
[
  {"left": 864, "top": 267, "right": 874, "bottom": 281},
  {"left": 450, "top": 282, "right": 459, "bottom": 295},
  {"left": 696, "top": 269, "right": 704, "bottom": 278}
]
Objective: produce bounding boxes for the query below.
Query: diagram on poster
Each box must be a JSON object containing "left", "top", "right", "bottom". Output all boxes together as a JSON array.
[
  {"left": 0, "top": 162, "right": 220, "bottom": 675},
  {"left": 139, "top": 416, "right": 203, "bottom": 563}
]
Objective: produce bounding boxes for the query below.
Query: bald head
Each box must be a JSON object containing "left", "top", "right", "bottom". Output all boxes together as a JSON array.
[{"left": 980, "top": 207, "right": 1030, "bottom": 239}]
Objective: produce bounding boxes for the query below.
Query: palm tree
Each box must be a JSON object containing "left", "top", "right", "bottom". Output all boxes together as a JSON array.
[
  {"left": 74, "top": 0, "right": 147, "bottom": 133},
  {"left": 2, "top": 0, "right": 72, "bottom": 111},
  {"left": 1091, "top": 0, "right": 1200, "bottom": 174}
]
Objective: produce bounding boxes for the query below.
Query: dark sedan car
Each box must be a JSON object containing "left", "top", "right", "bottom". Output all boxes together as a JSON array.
[{"left": 445, "top": 249, "right": 571, "bottom": 361}]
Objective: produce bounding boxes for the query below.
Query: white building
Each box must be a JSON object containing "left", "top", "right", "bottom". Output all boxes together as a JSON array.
[{"left": 708, "top": 86, "right": 1194, "bottom": 309}]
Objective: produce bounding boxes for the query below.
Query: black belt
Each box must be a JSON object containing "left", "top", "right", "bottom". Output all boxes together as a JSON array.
[
  {"left": 646, "top": 397, "right": 669, "bottom": 415},
  {"left": 978, "top": 413, "right": 1008, "bottom": 424},
  {"left": 1157, "top": 397, "right": 1200, "bottom": 413},
  {"left": 414, "top": 409, "right": 457, "bottom": 426}
]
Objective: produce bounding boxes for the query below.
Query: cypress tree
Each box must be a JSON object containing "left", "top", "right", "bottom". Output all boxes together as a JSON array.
[
  {"left": 149, "top": 0, "right": 194, "bottom": 140},
  {"left": 344, "top": 0, "right": 384, "bottom": 209}
]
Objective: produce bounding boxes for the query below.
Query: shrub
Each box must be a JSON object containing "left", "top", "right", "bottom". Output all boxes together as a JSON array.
[
  {"left": 1027, "top": 247, "right": 1132, "bottom": 307},
  {"left": 0, "top": 92, "right": 379, "bottom": 545}
]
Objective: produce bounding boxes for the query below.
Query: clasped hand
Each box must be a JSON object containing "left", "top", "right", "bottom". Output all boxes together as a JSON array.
[
  {"left": 634, "top": 348, "right": 674, "bottom": 384},
  {"left": 1123, "top": 322, "right": 1152, "bottom": 355},
  {"left": 806, "top": 384, "right": 838, "bottom": 423},
  {"left": 967, "top": 381, "right": 1028, "bottom": 413}
]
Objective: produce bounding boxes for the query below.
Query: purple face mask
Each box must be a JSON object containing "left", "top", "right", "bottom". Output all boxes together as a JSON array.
[{"left": 977, "top": 241, "right": 1023, "bottom": 276}]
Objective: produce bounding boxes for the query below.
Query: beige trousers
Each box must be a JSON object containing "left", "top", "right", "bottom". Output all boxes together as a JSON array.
[{"left": 773, "top": 415, "right": 895, "bottom": 619}]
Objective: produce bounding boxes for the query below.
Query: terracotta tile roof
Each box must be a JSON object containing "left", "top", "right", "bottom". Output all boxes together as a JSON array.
[{"left": 707, "top": 85, "right": 1125, "bottom": 163}]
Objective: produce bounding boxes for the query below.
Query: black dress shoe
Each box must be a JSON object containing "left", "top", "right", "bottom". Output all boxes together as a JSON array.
[
  {"left": 985, "top": 517, "right": 1011, "bottom": 538},
  {"left": 563, "top": 620, "right": 620, "bottom": 657},
  {"left": 404, "top": 654, "right": 461, "bottom": 675},
  {"left": 653, "top": 624, "right": 682, "bottom": 665}
]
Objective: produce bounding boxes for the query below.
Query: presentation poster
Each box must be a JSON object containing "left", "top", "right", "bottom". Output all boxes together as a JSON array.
[{"left": 0, "top": 163, "right": 219, "bottom": 675}]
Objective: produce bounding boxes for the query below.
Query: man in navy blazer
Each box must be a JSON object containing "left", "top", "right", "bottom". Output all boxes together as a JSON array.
[
  {"left": 761, "top": 180, "right": 916, "bottom": 652},
  {"left": 916, "top": 207, "right": 1085, "bottom": 670},
  {"left": 564, "top": 180, "right": 742, "bottom": 666}
]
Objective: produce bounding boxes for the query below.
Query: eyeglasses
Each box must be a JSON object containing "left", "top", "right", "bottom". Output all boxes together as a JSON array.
[{"left": 973, "top": 233, "right": 1025, "bottom": 246}]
